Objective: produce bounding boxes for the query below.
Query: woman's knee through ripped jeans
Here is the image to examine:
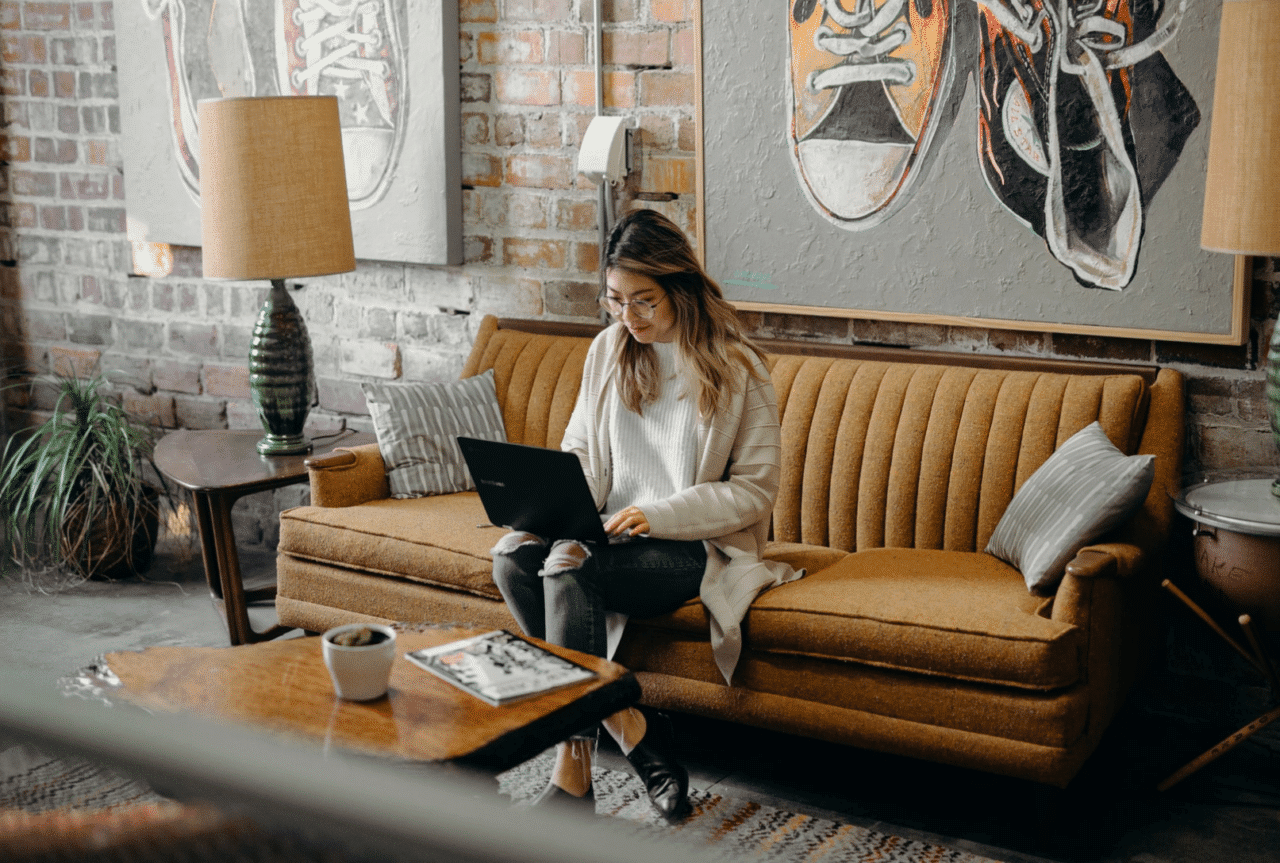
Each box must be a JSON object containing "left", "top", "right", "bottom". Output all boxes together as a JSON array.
[{"left": 491, "top": 531, "right": 706, "bottom": 659}]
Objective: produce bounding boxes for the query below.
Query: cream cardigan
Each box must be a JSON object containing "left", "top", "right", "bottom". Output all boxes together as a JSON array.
[{"left": 560, "top": 323, "right": 802, "bottom": 684}]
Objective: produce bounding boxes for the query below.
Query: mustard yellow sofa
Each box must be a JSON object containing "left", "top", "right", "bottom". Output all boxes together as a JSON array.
[{"left": 276, "top": 315, "right": 1185, "bottom": 788}]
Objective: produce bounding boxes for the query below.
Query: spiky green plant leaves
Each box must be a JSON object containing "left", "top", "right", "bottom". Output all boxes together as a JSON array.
[{"left": 0, "top": 370, "right": 167, "bottom": 579}]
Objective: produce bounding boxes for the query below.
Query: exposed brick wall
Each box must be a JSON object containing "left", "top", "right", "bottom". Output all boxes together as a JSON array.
[{"left": 1, "top": 0, "right": 1277, "bottom": 551}]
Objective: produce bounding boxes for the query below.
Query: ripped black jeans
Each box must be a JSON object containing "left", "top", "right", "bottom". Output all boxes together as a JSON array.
[{"left": 490, "top": 532, "right": 706, "bottom": 659}]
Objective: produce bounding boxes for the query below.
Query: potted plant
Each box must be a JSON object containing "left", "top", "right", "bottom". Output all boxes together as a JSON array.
[{"left": 0, "top": 368, "right": 168, "bottom": 580}]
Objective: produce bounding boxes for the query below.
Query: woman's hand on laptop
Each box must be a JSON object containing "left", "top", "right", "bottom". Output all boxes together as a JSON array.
[{"left": 605, "top": 506, "right": 650, "bottom": 538}]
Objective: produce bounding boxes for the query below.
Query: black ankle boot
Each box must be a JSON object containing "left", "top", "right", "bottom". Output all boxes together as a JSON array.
[{"left": 625, "top": 710, "right": 691, "bottom": 822}]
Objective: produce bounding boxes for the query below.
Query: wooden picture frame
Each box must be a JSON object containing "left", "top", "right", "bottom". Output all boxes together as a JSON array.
[{"left": 694, "top": 1, "right": 1249, "bottom": 345}]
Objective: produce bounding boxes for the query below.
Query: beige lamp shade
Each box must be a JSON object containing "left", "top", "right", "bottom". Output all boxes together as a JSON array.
[
  {"left": 199, "top": 96, "right": 356, "bottom": 279},
  {"left": 1201, "top": 0, "right": 1280, "bottom": 256}
]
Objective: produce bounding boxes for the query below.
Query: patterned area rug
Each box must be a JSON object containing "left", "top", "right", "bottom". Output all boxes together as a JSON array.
[
  {"left": 0, "top": 745, "right": 331, "bottom": 862},
  {"left": 0, "top": 744, "right": 164, "bottom": 813},
  {"left": 497, "top": 751, "right": 998, "bottom": 862},
  {"left": 0, "top": 743, "right": 996, "bottom": 862}
]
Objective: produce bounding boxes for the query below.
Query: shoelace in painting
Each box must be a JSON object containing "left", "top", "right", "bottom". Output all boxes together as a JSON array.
[
  {"left": 290, "top": 0, "right": 393, "bottom": 125},
  {"left": 796, "top": 0, "right": 918, "bottom": 92}
]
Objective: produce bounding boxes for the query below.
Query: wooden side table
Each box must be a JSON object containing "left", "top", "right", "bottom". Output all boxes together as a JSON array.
[
  {"left": 1159, "top": 470, "right": 1280, "bottom": 790},
  {"left": 154, "top": 429, "right": 376, "bottom": 646}
]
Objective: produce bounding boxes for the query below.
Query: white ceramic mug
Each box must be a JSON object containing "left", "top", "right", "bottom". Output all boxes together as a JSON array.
[{"left": 321, "top": 623, "right": 397, "bottom": 701}]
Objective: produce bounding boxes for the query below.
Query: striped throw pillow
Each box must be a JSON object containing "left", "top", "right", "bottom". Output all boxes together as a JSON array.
[
  {"left": 362, "top": 370, "right": 507, "bottom": 498},
  {"left": 986, "top": 422, "right": 1155, "bottom": 595}
]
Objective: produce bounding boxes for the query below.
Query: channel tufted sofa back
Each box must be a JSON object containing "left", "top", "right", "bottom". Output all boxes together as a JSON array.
[
  {"left": 769, "top": 357, "right": 1150, "bottom": 554},
  {"left": 459, "top": 316, "right": 1170, "bottom": 560},
  {"left": 460, "top": 318, "right": 594, "bottom": 451}
]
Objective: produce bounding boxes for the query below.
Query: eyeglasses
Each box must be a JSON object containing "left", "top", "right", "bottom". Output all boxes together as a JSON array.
[{"left": 599, "top": 295, "right": 663, "bottom": 320}]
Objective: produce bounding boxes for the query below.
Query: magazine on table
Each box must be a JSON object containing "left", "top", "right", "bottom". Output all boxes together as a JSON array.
[{"left": 404, "top": 629, "right": 597, "bottom": 706}]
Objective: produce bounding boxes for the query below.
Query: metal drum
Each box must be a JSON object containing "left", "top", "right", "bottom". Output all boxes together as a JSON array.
[{"left": 1175, "top": 471, "right": 1280, "bottom": 633}]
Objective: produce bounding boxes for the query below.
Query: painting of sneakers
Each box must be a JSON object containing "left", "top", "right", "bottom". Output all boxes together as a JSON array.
[
  {"left": 788, "top": 0, "right": 966, "bottom": 229},
  {"left": 277, "top": 0, "right": 406, "bottom": 209},
  {"left": 118, "top": 0, "right": 459, "bottom": 265},
  {"left": 975, "top": 0, "right": 1198, "bottom": 290},
  {"left": 702, "top": 0, "right": 1236, "bottom": 341}
]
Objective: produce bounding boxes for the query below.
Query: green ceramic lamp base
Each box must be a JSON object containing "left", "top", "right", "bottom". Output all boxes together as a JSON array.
[
  {"left": 249, "top": 279, "right": 316, "bottom": 459},
  {"left": 256, "top": 433, "right": 312, "bottom": 457}
]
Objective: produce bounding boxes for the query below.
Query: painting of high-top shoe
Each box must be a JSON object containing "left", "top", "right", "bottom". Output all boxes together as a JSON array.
[
  {"left": 975, "top": 0, "right": 1198, "bottom": 290},
  {"left": 119, "top": 0, "right": 459, "bottom": 264},
  {"left": 141, "top": 0, "right": 240, "bottom": 198},
  {"left": 277, "top": 0, "right": 407, "bottom": 209},
  {"left": 788, "top": 0, "right": 964, "bottom": 230}
]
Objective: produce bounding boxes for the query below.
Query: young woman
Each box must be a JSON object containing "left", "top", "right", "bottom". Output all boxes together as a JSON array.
[{"left": 491, "top": 209, "right": 801, "bottom": 820}]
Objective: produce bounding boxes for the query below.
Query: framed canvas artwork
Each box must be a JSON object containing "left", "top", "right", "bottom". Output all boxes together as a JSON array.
[
  {"left": 117, "top": 0, "right": 461, "bottom": 266},
  {"left": 698, "top": 0, "right": 1247, "bottom": 343}
]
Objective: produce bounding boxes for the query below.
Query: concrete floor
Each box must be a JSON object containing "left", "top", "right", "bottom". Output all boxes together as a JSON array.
[{"left": 2, "top": 546, "right": 1278, "bottom": 863}]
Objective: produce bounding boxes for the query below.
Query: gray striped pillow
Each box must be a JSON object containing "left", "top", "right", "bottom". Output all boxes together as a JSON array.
[
  {"left": 986, "top": 422, "right": 1154, "bottom": 595},
  {"left": 362, "top": 370, "right": 507, "bottom": 498}
]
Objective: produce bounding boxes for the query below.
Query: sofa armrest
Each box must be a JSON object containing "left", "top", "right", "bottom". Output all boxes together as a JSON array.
[
  {"left": 1064, "top": 537, "right": 1150, "bottom": 580},
  {"left": 1063, "top": 548, "right": 1119, "bottom": 579},
  {"left": 1077, "top": 540, "right": 1152, "bottom": 578},
  {"left": 1053, "top": 540, "right": 1148, "bottom": 626},
  {"left": 304, "top": 443, "right": 390, "bottom": 508}
]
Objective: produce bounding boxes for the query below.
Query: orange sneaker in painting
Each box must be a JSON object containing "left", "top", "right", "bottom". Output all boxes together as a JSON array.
[{"left": 788, "top": 0, "right": 964, "bottom": 230}]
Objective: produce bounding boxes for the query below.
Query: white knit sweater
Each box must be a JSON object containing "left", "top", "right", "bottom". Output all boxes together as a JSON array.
[
  {"left": 560, "top": 323, "right": 803, "bottom": 683},
  {"left": 604, "top": 340, "right": 699, "bottom": 519}
]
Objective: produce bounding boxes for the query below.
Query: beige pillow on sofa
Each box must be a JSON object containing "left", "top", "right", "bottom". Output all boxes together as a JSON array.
[
  {"left": 362, "top": 370, "right": 507, "bottom": 498},
  {"left": 986, "top": 422, "right": 1154, "bottom": 595}
]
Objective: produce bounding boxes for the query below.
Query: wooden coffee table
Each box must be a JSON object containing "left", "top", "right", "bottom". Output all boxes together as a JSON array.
[{"left": 87, "top": 625, "right": 641, "bottom": 770}]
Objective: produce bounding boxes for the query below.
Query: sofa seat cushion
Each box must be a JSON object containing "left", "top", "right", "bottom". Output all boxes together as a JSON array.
[
  {"left": 762, "top": 541, "right": 851, "bottom": 575},
  {"left": 745, "top": 548, "right": 1082, "bottom": 690},
  {"left": 629, "top": 542, "right": 852, "bottom": 634},
  {"left": 278, "top": 494, "right": 503, "bottom": 600}
]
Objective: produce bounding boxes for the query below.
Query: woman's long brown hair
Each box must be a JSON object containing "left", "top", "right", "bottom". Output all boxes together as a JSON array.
[{"left": 602, "top": 209, "right": 767, "bottom": 417}]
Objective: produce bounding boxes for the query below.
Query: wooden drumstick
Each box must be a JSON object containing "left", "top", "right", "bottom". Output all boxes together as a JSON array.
[
  {"left": 1239, "top": 614, "right": 1280, "bottom": 693},
  {"left": 1158, "top": 703, "right": 1280, "bottom": 792},
  {"left": 1161, "top": 580, "right": 1265, "bottom": 674}
]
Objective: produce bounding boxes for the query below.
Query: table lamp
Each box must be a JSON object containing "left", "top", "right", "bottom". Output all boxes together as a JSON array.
[
  {"left": 1199, "top": 0, "right": 1280, "bottom": 495},
  {"left": 199, "top": 96, "right": 355, "bottom": 456}
]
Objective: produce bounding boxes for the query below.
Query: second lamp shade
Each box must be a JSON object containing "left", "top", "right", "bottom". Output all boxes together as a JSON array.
[{"left": 1200, "top": 0, "right": 1280, "bottom": 256}]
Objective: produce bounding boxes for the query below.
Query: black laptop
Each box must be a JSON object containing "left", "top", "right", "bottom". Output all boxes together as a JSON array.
[{"left": 457, "top": 437, "right": 610, "bottom": 544}]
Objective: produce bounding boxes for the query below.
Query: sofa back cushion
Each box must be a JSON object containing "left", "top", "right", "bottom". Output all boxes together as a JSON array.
[
  {"left": 770, "top": 356, "right": 1150, "bottom": 553},
  {"left": 461, "top": 318, "right": 1153, "bottom": 556},
  {"left": 461, "top": 320, "right": 596, "bottom": 449}
]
